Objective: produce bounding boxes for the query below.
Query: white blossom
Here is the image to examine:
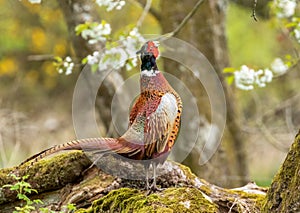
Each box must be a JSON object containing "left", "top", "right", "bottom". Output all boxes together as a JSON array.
[
  {"left": 294, "top": 28, "right": 300, "bottom": 41},
  {"left": 28, "top": 0, "right": 42, "bottom": 4},
  {"left": 57, "top": 56, "right": 74, "bottom": 75},
  {"left": 270, "top": 58, "right": 288, "bottom": 75},
  {"left": 83, "top": 27, "right": 145, "bottom": 72},
  {"left": 274, "top": 0, "right": 297, "bottom": 18},
  {"left": 234, "top": 65, "right": 256, "bottom": 90},
  {"left": 99, "top": 47, "right": 127, "bottom": 71},
  {"left": 234, "top": 66, "right": 274, "bottom": 90},
  {"left": 87, "top": 51, "right": 100, "bottom": 65},
  {"left": 262, "top": 68, "right": 273, "bottom": 83},
  {"left": 81, "top": 22, "right": 111, "bottom": 44},
  {"left": 255, "top": 69, "right": 273, "bottom": 87},
  {"left": 65, "top": 62, "right": 74, "bottom": 75},
  {"left": 293, "top": 22, "right": 300, "bottom": 43},
  {"left": 120, "top": 28, "right": 145, "bottom": 70},
  {"left": 95, "top": 0, "right": 125, "bottom": 11},
  {"left": 65, "top": 56, "right": 72, "bottom": 62}
]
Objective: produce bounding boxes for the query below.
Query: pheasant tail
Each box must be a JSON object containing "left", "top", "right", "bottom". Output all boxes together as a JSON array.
[{"left": 19, "top": 138, "right": 121, "bottom": 167}]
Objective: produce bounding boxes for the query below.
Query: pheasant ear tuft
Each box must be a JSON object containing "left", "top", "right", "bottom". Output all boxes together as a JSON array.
[{"left": 153, "top": 41, "right": 160, "bottom": 47}]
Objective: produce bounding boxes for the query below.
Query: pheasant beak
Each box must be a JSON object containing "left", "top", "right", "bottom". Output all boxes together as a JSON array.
[
  {"left": 136, "top": 43, "right": 147, "bottom": 55},
  {"left": 136, "top": 49, "right": 142, "bottom": 55}
]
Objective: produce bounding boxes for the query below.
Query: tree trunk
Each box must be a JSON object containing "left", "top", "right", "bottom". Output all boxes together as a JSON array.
[
  {"left": 160, "top": 0, "right": 249, "bottom": 187},
  {"left": 263, "top": 130, "right": 300, "bottom": 212},
  {"left": 58, "top": 0, "right": 125, "bottom": 138}
]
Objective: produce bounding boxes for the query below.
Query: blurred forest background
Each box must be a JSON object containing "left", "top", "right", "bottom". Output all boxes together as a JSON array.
[{"left": 0, "top": 0, "right": 299, "bottom": 188}]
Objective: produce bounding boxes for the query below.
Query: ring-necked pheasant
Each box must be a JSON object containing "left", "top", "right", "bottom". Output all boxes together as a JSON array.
[{"left": 19, "top": 41, "right": 183, "bottom": 190}]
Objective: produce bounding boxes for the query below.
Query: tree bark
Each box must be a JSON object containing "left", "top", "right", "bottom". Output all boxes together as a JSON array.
[
  {"left": 160, "top": 0, "right": 249, "bottom": 187},
  {"left": 263, "top": 130, "right": 300, "bottom": 212}
]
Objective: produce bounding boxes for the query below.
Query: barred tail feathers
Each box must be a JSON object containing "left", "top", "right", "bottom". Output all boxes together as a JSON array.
[{"left": 19, "top": 137, "right": 120, "bottom": 167}]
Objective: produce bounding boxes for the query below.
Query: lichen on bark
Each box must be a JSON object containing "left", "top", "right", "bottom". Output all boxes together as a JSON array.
[{"left": 263, "top": 131, "right": 300, "bottom": 212}]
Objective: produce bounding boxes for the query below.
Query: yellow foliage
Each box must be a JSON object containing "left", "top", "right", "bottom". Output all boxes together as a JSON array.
[
  {"left": 25, "top": 70, "right": 39, "bottom": 85},
  {"left": 41, "top": 8, "right": 63, "bottom": 24},
  {"left": 53, "top": 40, "right": 67, "bottom": 56},
  {"left": 0, "top": 57, "right": 17, "bottom": 76},
  {"left": 31, "top": 28, "right": 46, "bottom": 52},
  {"left": 43, "top": 62, "right": 57, "bottom": 77},
  {"left": 22, "top": 0, "right": 41, "bottom": 14}
]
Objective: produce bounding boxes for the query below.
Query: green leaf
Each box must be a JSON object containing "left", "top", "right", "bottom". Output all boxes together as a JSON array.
[
  {"left": 75, "top": 23, "right": 88, "bottom": 35},
  {"left": 285, "top": 54, "right": 292, "bottom": 60},
  {"left": 8, "top": 173, "right": 19, "bottom": 180},
  {"left": 10, "top": 185, "right": 20, "bottom": 191},
  {"left": 25, "top": 205, "right": 35, "bottom": 210},
  {"left": 34, "top": 199, "right": 43, "bottom": 204},
  {"left": 101, "top": 20, "right": 107, "bottom": 26},
  {"left": 24, "top": 188, "right": 32, "bottom": 194},
  {"left": 32, "top": 189, "right": 38, "bottom": 194},
  {"left": 54, "top": 56, "right": 62, "bottom": 63},
  {"left": 285, "top": 22, "right": 297, "bottom": 28},
  {"left": 17, "top": 193, "right": 26, "bottom": 200},
  {"left": 82, "top": 57, "right": 88, "bottom": 64},
  {"left": 22, "top": 175, "right": 29, "bottom": 180},
  {"left": 223, "top": 67, "right": 236, "bottom": 73},
  {"left": 67, "top": 203, "right": 77, "bottom": 211},
  {"left": 39, "top": 208, "right": 48, "bottom": 212},
  {"left": 226, "top": 75, "right": 235, "bottom": 85},
  {"left": 286, "top": 61, "right": 292, "bottom": 68},
  {"left": 91, "top": 64, "right": 99, "bottom": 73},
  {"left": 39, "top": 207, "right": 50, "bottom": 213},
  {"left": 21, "top": 182, "right": 32, "bottom": 188},
  {"left": 2, "top": 184, "right": 13, "bottom": 188}
]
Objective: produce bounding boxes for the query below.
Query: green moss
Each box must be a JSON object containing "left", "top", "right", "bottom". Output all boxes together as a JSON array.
[
  {"left": 176, "top": 162, "right": 198, "bottom": 180},
  {"left": 263, "top": 133, "right": 300, "bottom": 212},
  {"left": 82, "top": 187, "right": 218, "bottom": 213}
]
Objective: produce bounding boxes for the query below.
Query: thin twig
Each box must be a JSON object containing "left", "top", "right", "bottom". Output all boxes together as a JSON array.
[
  {"left": 27, "top": 54, "right": 54, "bottom": 61},
  {"left": 131, "top": 0, "right": 161, "bottom": 21},
  {"left": 136, "top": 0, "right": 152, "bottom": 28},
  {"left": 228, "top": 198, "right": 238, "bottom": 213},
  {"left": 156, "top": 0, "right": 206, "bottom": 41},
  {"left": 171, "top": 0, "right": 206, "bottom": 37},
  {"left": 251, "top": 0, "right": 258, "bottom": 21}
]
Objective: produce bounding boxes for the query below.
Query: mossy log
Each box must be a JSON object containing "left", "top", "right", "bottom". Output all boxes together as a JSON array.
[
  {"left": 3, "top": 130, "right": 300, "bottom": 212},
  {"left": 0, "top": 151, "right": 267, "bottom": 213}
]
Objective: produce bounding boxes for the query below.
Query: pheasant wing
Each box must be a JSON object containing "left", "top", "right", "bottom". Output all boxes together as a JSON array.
[{"left": 144, "top": 93, "right": 178, "bottom": 158}]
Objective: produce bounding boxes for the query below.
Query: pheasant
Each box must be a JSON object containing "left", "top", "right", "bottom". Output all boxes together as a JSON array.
[{"left": 19, "top": 41, "right": 183, "bottom": 190}]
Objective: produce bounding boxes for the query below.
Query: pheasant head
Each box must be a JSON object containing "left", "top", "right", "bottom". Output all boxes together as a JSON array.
[{"left": 136, "top": 41, "right": 160, "bottom": 72}]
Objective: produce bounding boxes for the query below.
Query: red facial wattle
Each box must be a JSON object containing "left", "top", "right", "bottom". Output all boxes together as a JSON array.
[{"left": 147, "top": 41, "right": 159, "bottom": 58}]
